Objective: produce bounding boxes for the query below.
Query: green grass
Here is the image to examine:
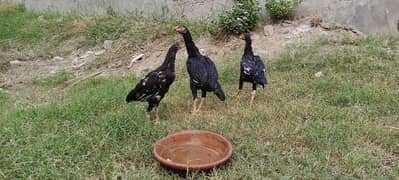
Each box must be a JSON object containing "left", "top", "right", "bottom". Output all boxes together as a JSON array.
[
  {"left": 0, "top": 10, "right": 41, "bottom": 45},
  {"left": 1, "top": 34, "right": 398, "bottom": 178},
  {"left": 0, "top": 1, "right": 208, "bottom": 51}
]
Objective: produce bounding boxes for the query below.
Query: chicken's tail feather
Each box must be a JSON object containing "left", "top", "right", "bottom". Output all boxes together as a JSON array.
[
  {"left": 214, "top": 82, "right": 226, "bottom": 101},
  {"left": 256, "top": 75, "right": 268, "bottom": 88},
  {"left": 126, "top": 86, "right": 146, "bottom": 103}
]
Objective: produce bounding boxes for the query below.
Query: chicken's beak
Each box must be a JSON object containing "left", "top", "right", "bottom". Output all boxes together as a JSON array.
[{"left": 175, "top": 26, "right": 186, "bottom": 33}]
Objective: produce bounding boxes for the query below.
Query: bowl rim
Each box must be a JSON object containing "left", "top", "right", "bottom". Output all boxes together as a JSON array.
[{"left": 153, "top": 130, "right": 233, "bottom": 171}]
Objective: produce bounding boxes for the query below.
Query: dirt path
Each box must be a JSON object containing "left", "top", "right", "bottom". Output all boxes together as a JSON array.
[{"left": 0, "top": 17, "right": 356, "bottom": 91}]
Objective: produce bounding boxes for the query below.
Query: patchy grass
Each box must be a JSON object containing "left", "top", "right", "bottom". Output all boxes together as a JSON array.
[
  {"left": 32, "top": 72, "right": 75, "bottom": 87},
  {"left": 0, "top": 90, "right": 8, "bottom": 102},
  {"left": 0, "top": 1, "right": 207, "bottom": 51},
  {"left": 1, "top": 35, "right": 398, "bottom": 178}
]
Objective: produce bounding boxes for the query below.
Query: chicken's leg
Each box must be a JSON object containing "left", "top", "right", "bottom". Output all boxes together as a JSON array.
[
  {"left": 190, "top": 85, "right": 199, "bottom": 116},
  {"left": 192, "top": 98, "right": 198, "bottom": 115},
  {"left": 196, "top": 90, "right": 207, "bottom": 115},
  {"left": 236, "top": 79, "right": 244, "bottom": 98},
  {"left": 154, "top": 106, "right": 160, "bottom": 124},
  {"left": 250, "top": 83, "right": 258, "bottom": 107},
  {"left": 197, "top": 97, "right": 206, "bottom": 115},
  {"left": 250, "top": 90, "right": 256, "bottom": 107}
]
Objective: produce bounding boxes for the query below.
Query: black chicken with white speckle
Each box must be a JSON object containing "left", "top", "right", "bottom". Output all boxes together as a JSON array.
[
  {"left": 237, "top": 33, "right": 268, "bottom": 106},
  {"left": 126, "top": 42, "right": 182, "bottom": 123},
  {"left": 175, "top": 26, "right": 225, "bottom": 115}
]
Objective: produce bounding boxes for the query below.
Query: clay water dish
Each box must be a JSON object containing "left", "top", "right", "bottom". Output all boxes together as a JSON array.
[{"left": 153, "top": 130, "right": 233, "bottom": 171}]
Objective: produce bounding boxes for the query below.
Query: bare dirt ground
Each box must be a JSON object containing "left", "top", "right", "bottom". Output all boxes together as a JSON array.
[{"left": 0, "top": 17, "right": 357, "bottom": 92}]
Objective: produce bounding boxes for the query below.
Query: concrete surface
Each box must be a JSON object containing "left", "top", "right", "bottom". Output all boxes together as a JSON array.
[
  {"left": 296, "top": 0, "right": 399, "bottom": 35},
  {"left": 6, "top": 0, "right": 399, "bottom": 35}
]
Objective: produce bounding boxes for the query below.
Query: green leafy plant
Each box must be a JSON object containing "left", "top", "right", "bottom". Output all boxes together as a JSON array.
[
  {"left": 265, "top": 0, "right": 302, "bottom": 21},
  {"left": 210, "top": 0, "right": 261, "bottom": 35}
]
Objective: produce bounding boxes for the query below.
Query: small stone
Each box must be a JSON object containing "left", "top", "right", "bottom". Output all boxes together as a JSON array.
[
  {"left": 38, "top": 15, "right": 45, "bottom": 22},
  {"left": 10, "top": 60, "right": 23, "bottom": 66},
  {"left": 50, "top": 70, "right": 57, "bottom": 74},
  {"left": 80, "top": 51, "right": 95, "bottom": 59},
  {"left": 315, "top": 71, "right": 323, "bottom": 78},
  {"left": 94, "top": 50, "right": 106, "bottom": 56},
  {"left": 281, "top": 22, "right": 292, "bottom": 27},
  {"left": 72, "top": 62, "right": 86, "bottom": 69},
  {"left": 52, "top": 56, "right": 64, "bottom": 61},
  {"left": 280, "top": 28, "right": 290, "bottom": 34},
  {"left": 320, "top": 22, "right": 332, "bottom": 30},
  {"left": 103, "top": 40, "right": 113, "bottom": 50},
  {"left": 263, "top": 25, "right": 274, "bottom": 36},
  {"left": 282, "top": 20, "right": 294, "bottom": 24}
]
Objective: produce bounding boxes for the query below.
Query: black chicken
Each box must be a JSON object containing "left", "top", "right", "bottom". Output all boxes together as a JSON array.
[
  {"left": 175, "top": 26, "right": 225, "bottom": 115},
  {"left": 237, "top": 33, "right": 268, "bottom": 106},
  {"left": 126, "top": 42, "right": 182, "bottom": 123}
]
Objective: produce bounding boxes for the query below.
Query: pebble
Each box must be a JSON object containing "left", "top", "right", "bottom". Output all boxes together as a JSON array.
[
  {"left": 37, "top": 15, "right": 45, "bottom": 22},
  {"left": 9, "top": 60, "right": 23, "bottom": 66},
  {"left": 52, "top": 56, "right": 64, "bottom": 61},
  {"left": 72, "top": 62, "right": 86, "bottom": 69},
  {"left": 315, "top": 71, "right": 323, "bottom": 78},
  {"left": 94, "top": 50, "right": 106, "bottom": 56},
  {"left": 103, "top": 40, "right": 113, "bottom": 50},
  {"left": 80, "top": 51, "right": 95, "bottom": 59}
]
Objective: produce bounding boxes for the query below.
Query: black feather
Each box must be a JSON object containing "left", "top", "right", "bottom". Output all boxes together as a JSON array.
[
  {"left": 240, "top": 33, "right": 268, "bottom": 89},
  {"left": 254, "top": 55, "right": 268, "bottom": 87},
  {"left": 179, "top": 26, "right": 226, "bottom": 101},
  {"left": 214, "top": 82, "right": 226, "bottom": 101},
  {"left": 126, "top": 42, "right": 180, "bottom": 112}
]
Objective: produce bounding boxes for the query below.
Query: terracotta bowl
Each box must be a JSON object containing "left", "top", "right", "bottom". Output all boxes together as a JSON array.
[{"left": 153, "top": 130, "right": 233, "bottom": 171}]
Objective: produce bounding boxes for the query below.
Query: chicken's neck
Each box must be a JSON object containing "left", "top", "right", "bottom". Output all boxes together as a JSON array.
[
  {"left": 161, "top": 51, "right": 177, "bottom": 71},
  {"left": 182, "top": 31, "right": 201, "bottom": 57},
  {"left": 244, "top": 38, "right": 254, "bottom": 58}
]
